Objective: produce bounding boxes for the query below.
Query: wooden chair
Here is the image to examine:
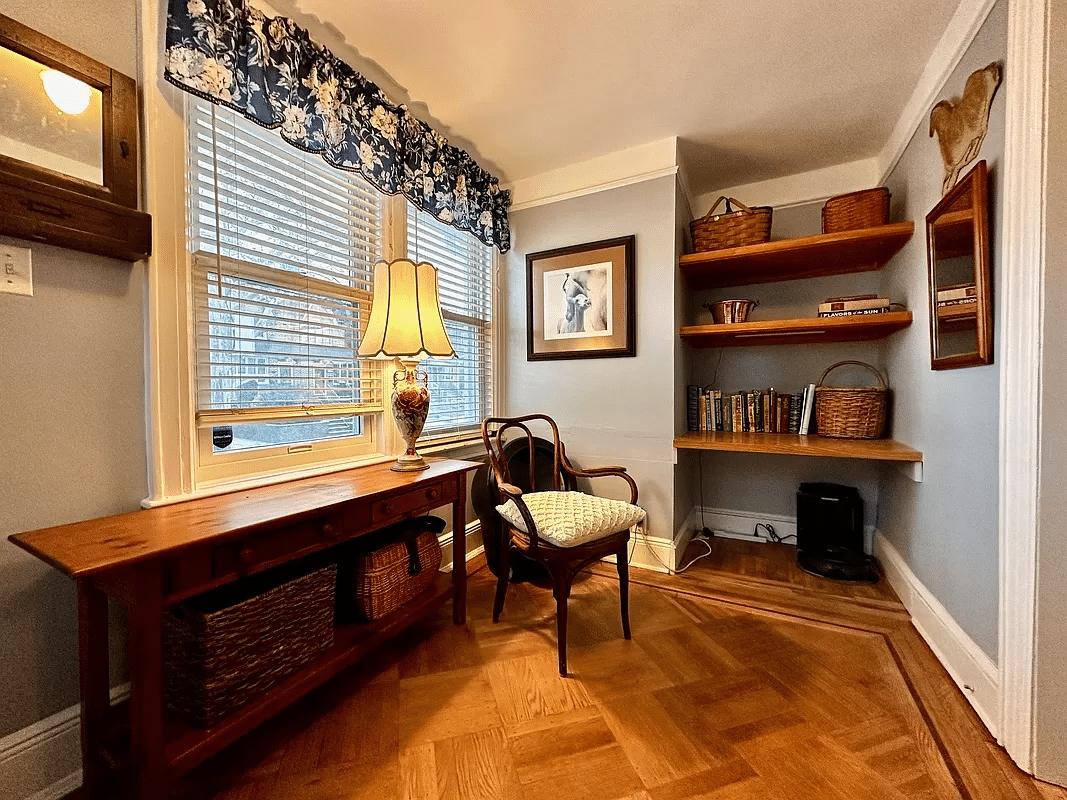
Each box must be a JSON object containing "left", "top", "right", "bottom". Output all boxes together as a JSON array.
[{"left": 481, "top": 413, "right": 645, "bottom": 675}]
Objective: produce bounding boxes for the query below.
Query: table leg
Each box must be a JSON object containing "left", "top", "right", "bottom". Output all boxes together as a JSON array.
[
  {"left": 452, "top": 477, "right": 467, "bottom": 625},
  {"left": 128, "top": 566, "right": 166, "bottom": 800},
  {"left": 77, "top": 580, "right": 110, "bottom": 799}
]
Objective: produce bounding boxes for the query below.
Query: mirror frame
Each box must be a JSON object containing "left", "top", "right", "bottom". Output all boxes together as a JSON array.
[
  {"left": 0, "top": 13, "right": 150, "bottom": 261},
  {"left": 926, "top": 159, "right": 992, "bottom": 370}
]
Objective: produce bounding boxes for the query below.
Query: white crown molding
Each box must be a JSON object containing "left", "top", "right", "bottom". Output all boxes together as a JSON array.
[
  {"left": 998, "top": 0, "right": 1049, "bottom": 772},
  {"left": 875, "top": 534, "right": 999, "bottom": 736},
  {"left": 506, "top": 137, "right": 680, "bottom": 211},
  {"left": 877, "top": 0, "right": 998, "bottom": 181},
  {"left": 694, "top": 158, "right": 882, "bottom": 214}
]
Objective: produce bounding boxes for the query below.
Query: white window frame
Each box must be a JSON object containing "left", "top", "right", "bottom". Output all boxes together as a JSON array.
[{"left": 139, "top": 8, "right": 499, "bottom": 505}]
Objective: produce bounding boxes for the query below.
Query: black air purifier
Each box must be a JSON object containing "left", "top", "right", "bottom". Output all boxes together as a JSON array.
[{"left": 795, "top": 482, "right": 877, "bottom": 583}]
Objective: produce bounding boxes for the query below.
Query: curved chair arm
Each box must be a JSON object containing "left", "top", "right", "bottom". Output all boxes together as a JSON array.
[
  {"left": 495, "top": 482, "right": 544, "bottom": 551},
  {"left": 560, "top": 443, "right": 639, "bottom": 504}
]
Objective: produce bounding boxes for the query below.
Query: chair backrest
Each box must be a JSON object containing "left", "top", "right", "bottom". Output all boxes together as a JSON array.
[{"left": 481, "top": 414, "right": 570, "bottom": 497}]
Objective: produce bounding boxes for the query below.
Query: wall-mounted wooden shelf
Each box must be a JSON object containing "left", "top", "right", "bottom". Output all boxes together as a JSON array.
[
  {"left": 678, "top": 222, "right": 914, "bottom": 289},
  {"left": 673, "top": 431, "right": 923, "bottom": 463},
  {"left": 680, "top": 310, "right": 912, "bottom": 347}
]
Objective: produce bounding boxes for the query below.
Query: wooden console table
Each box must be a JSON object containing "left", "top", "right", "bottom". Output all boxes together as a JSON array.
[{"left": 8, "top": 458, "right": 479, "bottom": 800}]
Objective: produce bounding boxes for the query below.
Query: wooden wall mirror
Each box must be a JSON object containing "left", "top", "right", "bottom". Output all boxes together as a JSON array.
[
  {"left": 926, "top": 159, "right": 992, "bottom": 370},
  {"left": 0, "top": 13, "right": 150, "bottom": 261}
]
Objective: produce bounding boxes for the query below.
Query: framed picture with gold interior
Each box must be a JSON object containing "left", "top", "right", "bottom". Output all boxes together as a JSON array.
[{"left": 526, "top": 235, "right": 636, "bottom": 361}]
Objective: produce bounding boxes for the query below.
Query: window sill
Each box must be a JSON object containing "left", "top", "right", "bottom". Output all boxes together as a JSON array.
[
  {"left": 141, "top": 452, "right": 397, "bottom": 509},
  {"left": 419, "top": 432, "right": 486, "bottom": 462}
]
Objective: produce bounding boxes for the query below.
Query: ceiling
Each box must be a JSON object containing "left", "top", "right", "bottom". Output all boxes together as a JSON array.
[{"left": 287, "top": 0, "right": 963, "bottom": 201}]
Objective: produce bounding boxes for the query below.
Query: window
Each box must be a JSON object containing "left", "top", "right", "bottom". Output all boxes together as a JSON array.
[
  {"left": 183, "top": 100, "right": 494, "bottom": 486},
  {"left": 188, "top": 100, "right": 384, "bottom": 478},
  {"left": 407, "top": 205, "right": 495, "bottom": 440}
]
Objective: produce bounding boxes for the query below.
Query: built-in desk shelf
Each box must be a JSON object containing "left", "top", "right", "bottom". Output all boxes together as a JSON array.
[
  {"left": 680, "top": 310, "right": 912, "bottom": 347},
  {"left": 678, "top": 221, "right": 915, "bottom": 289},
  {"left": 674, "top": 431, "right": 923, "bottom": 481}
]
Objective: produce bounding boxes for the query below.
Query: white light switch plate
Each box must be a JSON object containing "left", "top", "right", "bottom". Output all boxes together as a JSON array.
[{"left": 1, "top": 244, "right": 32, "bottom": 296}]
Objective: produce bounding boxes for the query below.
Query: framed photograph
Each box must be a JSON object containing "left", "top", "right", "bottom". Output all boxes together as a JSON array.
[{"left": 526, "top": 235, "right": 636, "bottom": 360}]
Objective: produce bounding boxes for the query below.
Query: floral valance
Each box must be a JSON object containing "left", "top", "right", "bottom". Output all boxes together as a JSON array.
[{"left": 164, "top": 0, "right": 511, "bottom": 252}]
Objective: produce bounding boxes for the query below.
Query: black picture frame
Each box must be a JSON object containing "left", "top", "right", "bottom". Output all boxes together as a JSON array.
[{"left": 526, "top": 235, "right": 636, "bottom": 361}]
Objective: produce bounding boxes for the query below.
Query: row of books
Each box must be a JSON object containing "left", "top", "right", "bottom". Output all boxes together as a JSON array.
[{"left": 686, "top": 384, "right": 818, "bottom": 434}]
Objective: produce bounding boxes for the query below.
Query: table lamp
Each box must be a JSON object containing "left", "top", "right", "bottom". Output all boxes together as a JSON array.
[{"left": 357, "top": 258, "right": 456, "bottom": 471}]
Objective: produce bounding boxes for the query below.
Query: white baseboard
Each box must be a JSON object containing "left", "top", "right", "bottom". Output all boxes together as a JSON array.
[
  {"left": 0, "top": 684, "right": 129, "bottom": 800},
  {"left": 0, "top": 705, "right": 80, "bottom": 800},
  {"left": 875, "top": 533, "right": 999, "bottom": 738},
  {"left": 691, "top": 506, "right": 799, "bottom": 545},
  {"left": 439, "top": 520, "right": 485, "bottom": 570}
]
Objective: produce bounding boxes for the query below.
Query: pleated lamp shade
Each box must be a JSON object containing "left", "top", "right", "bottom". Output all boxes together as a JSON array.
[{"left": 357, "top": 259, "right": 456, "bottom": 360}]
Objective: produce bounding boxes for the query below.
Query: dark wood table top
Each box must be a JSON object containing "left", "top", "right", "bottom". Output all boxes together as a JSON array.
[{"left": 8, "top": 458, "right": 480, "bottom": 579}]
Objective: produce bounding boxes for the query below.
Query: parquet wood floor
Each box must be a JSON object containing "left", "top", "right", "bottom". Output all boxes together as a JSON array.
[{"left": 154, "top": 539, "right": 1065, "bottom": 800}]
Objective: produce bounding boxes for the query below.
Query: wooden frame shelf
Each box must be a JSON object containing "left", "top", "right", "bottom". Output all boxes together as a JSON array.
[
  {"left": 680, "top": 310, "right": 912, "bottom": 347},
  {"left": 678, "top": 222, "right": 914, "bottom": 288},
  {"left": 674, "top": 431, "right": 922, "bottom": 463}
]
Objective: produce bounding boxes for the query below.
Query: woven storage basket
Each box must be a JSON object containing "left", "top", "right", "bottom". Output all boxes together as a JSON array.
[
  {"left": 352, "top": 530, "right": 442, "bottom": 620},
  {"left": 690, "top": 196, "right": 772, "bottom": 252},
  {"left": 815, "top": 360, "right": 888, "bottom": 439},
  {"left": 164, "top": 564, "right": 335, "bottom": 729},
  {"left": 822, "top": 187, "right": 890, "bottom": 233}
]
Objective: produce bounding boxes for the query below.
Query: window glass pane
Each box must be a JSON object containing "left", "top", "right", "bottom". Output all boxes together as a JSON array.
[
  {"left": 407, "top": 206, "right": 493, "bottom": 435},
  {"left": 187, "top": 100, "right": 385, "bottom": 456},
  {"left": 197, "top": 267, "right": 369, "bottom": 410},
  {"left": 211, "top": 417, "right": 362, "bottom": 453}
]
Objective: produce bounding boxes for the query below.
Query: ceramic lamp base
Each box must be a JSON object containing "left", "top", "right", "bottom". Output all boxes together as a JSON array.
[{"left": 390, "top": 360, "right": 431, "bottom": 472}]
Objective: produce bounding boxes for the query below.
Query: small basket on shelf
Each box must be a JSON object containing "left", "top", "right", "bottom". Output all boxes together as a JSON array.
[
  {"left": 821, "top": 187, "right": 890, "bottom": 233},
  {"left": 690, "top": 196, "right": 772, "bottom": 253},
  {"left": 814, "top": 360, "right": 888, "bottom": 439}
]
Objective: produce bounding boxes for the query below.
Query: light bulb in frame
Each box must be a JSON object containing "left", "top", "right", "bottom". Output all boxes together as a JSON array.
[{"left": 40, "top": 69, "right": 91, "bottom": 115}]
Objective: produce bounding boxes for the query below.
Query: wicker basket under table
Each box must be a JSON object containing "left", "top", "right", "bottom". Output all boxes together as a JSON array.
[
  {"left": 815, "top": 360, "right": 889, "bottom": 439},
  {"left": 352, "top": 530, "right": 443, "bottom": 621},
  {"left": 164, "top": 564, "right": 336, "bottom": 729}
]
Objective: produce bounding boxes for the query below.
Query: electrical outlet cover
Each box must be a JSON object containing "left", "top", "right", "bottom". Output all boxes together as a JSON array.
[{"left": 1, "top": 245, "right": 32, "bottom": 296}]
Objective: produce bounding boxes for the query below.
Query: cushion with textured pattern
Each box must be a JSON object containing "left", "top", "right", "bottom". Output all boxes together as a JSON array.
[{"left": 495, "top": 491, "right": 646, "bottom": 548}]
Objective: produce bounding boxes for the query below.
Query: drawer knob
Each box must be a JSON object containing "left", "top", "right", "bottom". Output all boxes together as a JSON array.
[
  {"left": 238, "top": 547, "right": 254, "bottom": 566},
  {"left": 427, "top": 488, "right": 440, "bottom": 501},
  {"left": 322, "top": 522, "right": 339, "bottom": 539},
  {"left": 382, "top": 502, "right": 394, "bottom": 515}
]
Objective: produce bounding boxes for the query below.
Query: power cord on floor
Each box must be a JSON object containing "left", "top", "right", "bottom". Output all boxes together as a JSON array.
[
  {"left": 676, "top": 530, "right": 715, "bottom": 572},
  {"left": 755, "top": 522, "right": 796, "bottom": 544}
]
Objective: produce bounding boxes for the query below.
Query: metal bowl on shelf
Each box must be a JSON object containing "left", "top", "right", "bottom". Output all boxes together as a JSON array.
[{"left": 704, "top": 299, "right": 759, "bottom": 324}]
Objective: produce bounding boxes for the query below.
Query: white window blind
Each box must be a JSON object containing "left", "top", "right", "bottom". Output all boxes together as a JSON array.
[
  {"left": 187, "top": 100, "right": 384, "bottom": 452},
  {"left": 407, "top": 205, "right": 494, "bottom": 437}
]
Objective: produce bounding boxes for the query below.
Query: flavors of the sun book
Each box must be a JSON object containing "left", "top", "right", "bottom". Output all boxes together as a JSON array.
[{"left": 818, "top": 296, "right": 890, "bottom": 315}]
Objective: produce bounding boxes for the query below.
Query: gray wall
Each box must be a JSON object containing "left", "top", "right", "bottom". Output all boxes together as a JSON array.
[
  {"left": 877, "top": 0, "right": 1006, "bottom": 660},
  {"left": 0, "top": 0, "right": 145, "bottom": 738},
  {"left": 1035, "top": 0, "right": 1067, "bottom": 783},
  {"left": 503, "top": 176, "right": 679, "bottom": 545}
]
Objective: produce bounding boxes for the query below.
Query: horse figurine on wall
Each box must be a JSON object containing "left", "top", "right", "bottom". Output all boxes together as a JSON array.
[{"left": 929, "top": 61, "right": 1002, "bottom": 194}]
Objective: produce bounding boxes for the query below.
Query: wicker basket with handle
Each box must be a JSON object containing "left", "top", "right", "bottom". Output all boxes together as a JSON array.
[
  {"left": 690, "top": 196, "right": 772, "bottom": 252},
  {"left": 352, "top": 530, "right": 442, "bottom": 620},
  {"left": 815, "top": 360, "right": 888, "bottom": 439},
  {"left": 821, "top": 187, "right": 890, "bottom": 233}
]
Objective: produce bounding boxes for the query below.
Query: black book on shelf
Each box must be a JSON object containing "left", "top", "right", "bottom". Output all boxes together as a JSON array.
[
  {"left": 687, "top": 385, "right": 699, "bottom": 432},
  {"left": 788, "top": 391, "right": 803, "bottom": 434}
]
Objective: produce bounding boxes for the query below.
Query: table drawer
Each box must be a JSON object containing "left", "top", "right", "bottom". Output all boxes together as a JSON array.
[
  {"left": 370, "top": 481, "right": 455, "bottom": 525},
  {"left": 213, "top": 513, "right": 344, "bottom": 578}
]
